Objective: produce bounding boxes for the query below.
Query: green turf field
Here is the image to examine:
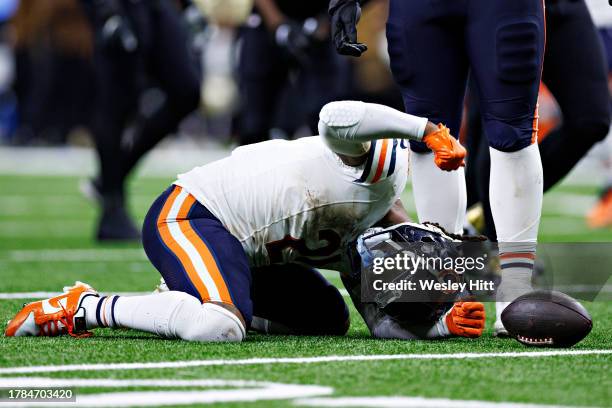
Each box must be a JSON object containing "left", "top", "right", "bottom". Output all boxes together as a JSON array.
[{"left": 0, "top": 174, "right": 610, "bottom": 407}]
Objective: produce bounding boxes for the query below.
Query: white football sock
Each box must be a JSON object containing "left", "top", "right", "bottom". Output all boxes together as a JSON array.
[
  {"left": 82, "top": 291, "right": 245, "bottom": 341},
  {"left": 490, "top": 144, "right": 543, "bottom": 321},
  {"left": 411, "top": 151, "right": 466, "bottom": 234}
]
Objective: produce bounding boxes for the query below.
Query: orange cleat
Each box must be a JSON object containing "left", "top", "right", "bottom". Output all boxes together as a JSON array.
[
  {"left": 423, "top": 124, "right": 466, "bottom": 171},
  {"left": 445, "top": 301, "right": 485, "bottom": 338},
  {"left": 587, "top": 188, "right": 612, "bottom": 229},
  {"left": 5, "top": 281, "right": 98, "bottom": 338}
]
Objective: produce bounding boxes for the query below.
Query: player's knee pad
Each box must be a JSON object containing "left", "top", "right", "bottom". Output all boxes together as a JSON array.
[
  {"left": 496, "top": 21, "right": 542, "bottom": 84},
  {"left": 484, "top": 117, "right": 534, "bottom": 152},
  {"left": 172, "top": 294, "right": 245, "bottom": 342},
  {"left": 485, "top": 19, "right": 543, "bottom": 153}
]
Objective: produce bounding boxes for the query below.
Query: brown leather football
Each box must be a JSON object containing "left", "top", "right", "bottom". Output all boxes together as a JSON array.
[{"left": 501, "top": 290, "right": 592, "bottom": 347}]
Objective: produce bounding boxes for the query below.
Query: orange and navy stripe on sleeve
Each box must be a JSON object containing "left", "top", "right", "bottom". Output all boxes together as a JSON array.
[
  {"left": 354, "top": 139, "right": 399, "bottom": 184},
  {"left": 156, "top": 186, "right": 233, "bottom": 305}
]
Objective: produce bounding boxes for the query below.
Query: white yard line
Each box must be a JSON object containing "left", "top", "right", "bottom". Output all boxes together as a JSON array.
[
  {"left": 295, "top": 396, "right": 590, "bottom": 408},
  {"left": 0, "top": 378, "right": 333, "bottom": 407},
  {"left": 0, "top": 146, "right": 227, "bottom": 177},
  {"left": 542, "top": 193, "right": 596, "bottom": 218},
  {"left": 2, "top": 249, "right": 148, "bottom": 262},
  {"left": 1, "top": 350, "right": 610, "bottom": 375}
]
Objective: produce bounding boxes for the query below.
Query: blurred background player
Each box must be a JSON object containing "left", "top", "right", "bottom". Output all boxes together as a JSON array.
[
  {"left": 330, "top": 0, "right": 546, "bottom": 335},
  {"left": 238, "top": 0, "right": 347, "bottom": 145},
  {"left": 11, "top": 0, "right": 94, "bottom": 145},
  {"left": 80, "top": 0, "right": 201, "bottom": 241},
  {"left": 0, "top": 0, "right": 17, "bottom": 141},
  {"left": 465, "top": 0, "right": 612, "bottom": 239},
  {"left": 584, "top": 0, "right": 612, "bottom": 229}
]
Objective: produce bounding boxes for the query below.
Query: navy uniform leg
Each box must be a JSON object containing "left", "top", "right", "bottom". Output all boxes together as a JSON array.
[
  {"left": 386, "top": 0, "right": 470, "bottom": 151},
  {"left": 142, "top": 185, "right": 253, "bottom": 327},
  {"left": 539, "top": 0, "right": 611, "bottom": 190},
  {"left": 250, "top": 263, "right": 349, "bottom": 336},
  {"left": 466, "top": 0, "right": 545, "bottom": 152},
  {"left": 386, "top": 0, "right": 471, "bottom": 234}
]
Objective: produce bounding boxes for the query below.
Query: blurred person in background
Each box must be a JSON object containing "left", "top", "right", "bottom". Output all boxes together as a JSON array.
[
  {"left": 584, "top": 0, "right": 612, "bottom": 228},
  {"left": 237, "top": 0, "right": 347, "bottom": 145},
  {"left": 191, "top": 0, "right": 252, "bottom": 139},
  {"left": 12, "top": 0, "right": 94, "bottom": 145},
  {"left": 80, "top": 0, "right": 201, "bottom": 241},
  {"left": 0, "top": 0, "right": 18, "bottom": 143},
  {"left": 342, "top": 0, "right": 403, "bottom": 110},
  {"left": 464, "top": 0, "right": 612, "bottom": 239}
]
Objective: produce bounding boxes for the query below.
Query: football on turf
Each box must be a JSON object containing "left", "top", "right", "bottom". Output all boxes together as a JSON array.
[{"left": 501, "top": 290, "right": 592, "bottom": 347}]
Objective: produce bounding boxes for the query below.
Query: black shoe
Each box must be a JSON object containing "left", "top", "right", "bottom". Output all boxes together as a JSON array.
[{"left": 96, "top": 195, "right": 141, "bottom": 242}]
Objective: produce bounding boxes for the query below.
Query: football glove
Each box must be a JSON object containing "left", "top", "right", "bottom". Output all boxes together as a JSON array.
[
  {"left": 445, "top": 301, "right": 485, "bottom": 338},
  {"left": 329, "top": 0, "right": 367, "bottom": 57},
  {"left": 422, "top": 124, "right": 466, "bottom": 171}
]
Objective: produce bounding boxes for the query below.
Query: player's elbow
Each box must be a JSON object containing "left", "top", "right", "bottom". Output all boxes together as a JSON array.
[
  {"left": 319, "top": 101, "right": 365, "bottom": 129},
  {"left": 318, "top": 101, "right": 370, "bottom": 157}
]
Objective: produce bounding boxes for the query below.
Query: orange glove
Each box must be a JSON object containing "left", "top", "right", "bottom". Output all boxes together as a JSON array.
[
  {"left": 422, "top": 124, "right": 466, "bottom": 171},
  {"left": 445, "top": 302, "right": 485, "bottom": 338}
]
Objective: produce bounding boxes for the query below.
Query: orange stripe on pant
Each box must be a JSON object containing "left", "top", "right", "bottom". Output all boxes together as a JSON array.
[
  {"left": 156, "top": 186, "right": 233, "bottom": 305},
  {"left": 531, "top": 103, "right": 540, "bottom": 145}
]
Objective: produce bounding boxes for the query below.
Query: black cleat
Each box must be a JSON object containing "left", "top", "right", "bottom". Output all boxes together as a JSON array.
[{"left": 96, "top": 195, "right": 141, "bottom": 242}]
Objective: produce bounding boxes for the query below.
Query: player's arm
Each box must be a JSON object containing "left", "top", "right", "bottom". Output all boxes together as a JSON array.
[
  {"left": 377, "top": 199, "right": 411, "bottom": 227},
  {"left": 318, "top": 101, "right": 466, "bottom": 171},
  {"left": 254, "top": 0, "right": 285, "bottom": 30},
  {"left": 340, "top": 273, "right": 420, "bottom": 340},
  {"left": 254, "top": 0, "right": 312, "bottom": 62},
  {"left": 342, "top": 272, "right": 485, "bottom": 339}
]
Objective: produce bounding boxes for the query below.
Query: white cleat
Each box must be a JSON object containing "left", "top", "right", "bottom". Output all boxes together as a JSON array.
[
  {"left": 494, "top": 282, "right": 532, "bottom": 337},
  {"left": 493, "top": 303, "right": 510, "bottom": 338}
]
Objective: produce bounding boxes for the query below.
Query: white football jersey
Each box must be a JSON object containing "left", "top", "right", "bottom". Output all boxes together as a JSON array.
[{"left": 175, "top": 136, "right": 409, "bottom": 272}]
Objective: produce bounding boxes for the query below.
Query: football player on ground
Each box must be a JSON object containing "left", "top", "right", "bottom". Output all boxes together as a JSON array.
[
  {"left": 5, "top": 101, "right": 484, "bottom": 342},
  {"left": 330, "top": 0, "right": 546, "bottom": 335}
]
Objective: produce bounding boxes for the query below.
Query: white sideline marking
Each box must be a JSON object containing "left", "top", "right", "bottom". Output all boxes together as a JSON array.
[
  {"left": 1, "top": 350, "right": 610, "bottom": 375},
  {"left": 0, "top": 145, "right": 229, "bottom": 177},
  {"left": 543, "top": 193, "right": 594, "bottom": 217},
  {"left": 295, "top": 396, "right": 587, "bottom": 408},
  {"left": 3, "top": 249, "right": 148, "bottom": 262},
  {"left": 0, "top": 377, "right": 333, "bottom": 407}
]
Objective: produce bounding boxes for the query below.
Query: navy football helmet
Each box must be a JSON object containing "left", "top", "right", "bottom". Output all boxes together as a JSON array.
[{"left": 348, "top": 222, "right": 466, "bottom": 324}]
